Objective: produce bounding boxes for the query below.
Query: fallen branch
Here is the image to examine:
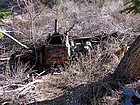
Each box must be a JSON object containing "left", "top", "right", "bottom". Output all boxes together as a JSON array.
[
  {"left": 1, "top": 79, "right": 42, "bottom": 94},
  {"left": 0, "top": 57, "right": 10, "bottom": 61},
  {"left": 0, "top": 30, "right": 29, "bottom": 49}
]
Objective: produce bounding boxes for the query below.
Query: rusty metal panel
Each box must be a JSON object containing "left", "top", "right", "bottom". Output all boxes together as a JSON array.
[{"left": 42, "top": 45, "right": 68, "bottom": 65}]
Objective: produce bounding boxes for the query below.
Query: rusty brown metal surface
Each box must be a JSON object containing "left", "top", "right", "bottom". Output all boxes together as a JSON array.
[{"left": 42, "top": 45, "right": 68, "bottom": 65}]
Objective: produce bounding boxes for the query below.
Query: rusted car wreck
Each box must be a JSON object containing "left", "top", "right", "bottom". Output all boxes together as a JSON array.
[{"left": 1, "top": 19, "right": 104, "bottom": 72}]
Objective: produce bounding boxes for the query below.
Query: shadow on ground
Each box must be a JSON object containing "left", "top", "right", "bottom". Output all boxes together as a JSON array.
[{"left": 28, "top": 78, "right": 122, "bottom": 105}]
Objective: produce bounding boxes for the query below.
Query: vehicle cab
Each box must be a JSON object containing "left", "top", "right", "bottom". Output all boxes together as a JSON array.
[{"left": 42, "top": 33, "right": 71, "bottom": 65}]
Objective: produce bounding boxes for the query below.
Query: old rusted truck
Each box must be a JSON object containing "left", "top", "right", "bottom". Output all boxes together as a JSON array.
[
  {"left": 42, "top": 33, "right": 71, "bottom": 65},
  {"left": 7, "top": 19, "right": 96, "bottom": 71},
  {"left": 42, "top": 21, "right": 94, "bottom": 65},
  {"left": 40, "top": 19, "right": 72, "bottom": 65}
]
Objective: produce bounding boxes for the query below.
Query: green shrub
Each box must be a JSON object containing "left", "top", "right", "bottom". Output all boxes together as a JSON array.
[{"left": 0, "top": 10, "right": 12, "bottom": 21}]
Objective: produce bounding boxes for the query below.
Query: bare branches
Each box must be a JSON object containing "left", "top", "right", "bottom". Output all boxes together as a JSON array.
[
  {"left": 1, "top": 79, "right": 42, "bottom": 93},
  {"left": 0, "top": 79, "right": 43, "bottom": 102},
  {"left": 0, "top": 30, "right": 29, "bottom": 49}
]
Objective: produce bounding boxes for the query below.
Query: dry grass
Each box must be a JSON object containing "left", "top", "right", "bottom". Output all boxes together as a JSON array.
[{"left": 0, "top": 0, "right": 140, "bottom": 104}]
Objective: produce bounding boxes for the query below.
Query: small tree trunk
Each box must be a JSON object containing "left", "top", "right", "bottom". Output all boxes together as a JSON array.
[{"left": 112, "top": 35, "right": 140, "bottom": 79}]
